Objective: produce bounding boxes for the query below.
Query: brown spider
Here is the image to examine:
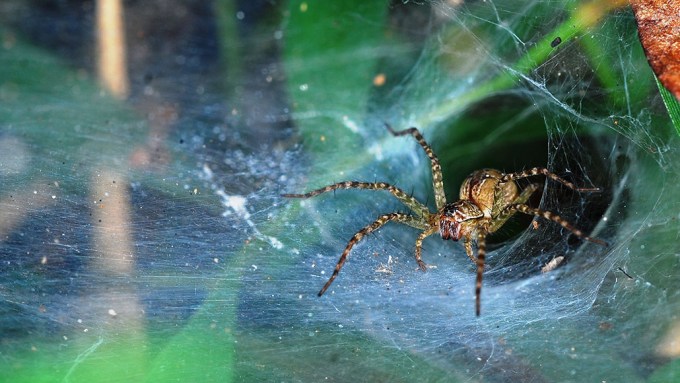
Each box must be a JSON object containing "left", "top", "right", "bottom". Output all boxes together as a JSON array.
[{"left": 283, "top": 125, "right": 607, "bottom": 316}]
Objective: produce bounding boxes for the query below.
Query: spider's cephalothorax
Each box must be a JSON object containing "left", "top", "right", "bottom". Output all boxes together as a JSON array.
[
  {"left": 438, "top": 200, "right": 483, "bottom": 241},
  {"left": 283, "top": 125, "right": 607, "bottom": 316}
]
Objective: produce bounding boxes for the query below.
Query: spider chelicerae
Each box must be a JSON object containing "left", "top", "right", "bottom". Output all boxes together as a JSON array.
[{"left": 283, "top": 125, "right": 607, "bottom": 316}]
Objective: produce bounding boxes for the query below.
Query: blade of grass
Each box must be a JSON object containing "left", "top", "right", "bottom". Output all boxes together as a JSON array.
[{"left": 655, "top": 75, "right": 680, "bottom": 137}]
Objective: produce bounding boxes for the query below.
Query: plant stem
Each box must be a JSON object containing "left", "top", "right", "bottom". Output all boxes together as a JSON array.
[{"left": 418, "top": 0, "right": 627, "bottom": 128}]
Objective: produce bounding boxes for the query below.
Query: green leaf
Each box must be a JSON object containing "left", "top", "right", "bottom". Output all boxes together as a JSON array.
[
  {"left": 144, "top": 300, "right": 236, "bottom": 382},
  {"left": 655, "top": 76, "right": 680, "bottom": 136},
  {"left": 648, "top": 358, "right": 680, "bottom": 383},
  {"left": 283, "top": 0, "right": 389, "bottom": 177}
]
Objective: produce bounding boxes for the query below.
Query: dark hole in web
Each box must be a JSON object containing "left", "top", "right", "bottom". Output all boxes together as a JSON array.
[{"left": 436, "top": 127, "right": 621, "bottom": 284}]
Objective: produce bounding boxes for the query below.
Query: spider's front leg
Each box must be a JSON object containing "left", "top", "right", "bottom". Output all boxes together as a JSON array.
[
  {"left": 463, "top": 238, "right": 476, "bottom": 263},
  {"left": 318, "top": 213, "right": 426, "bottom": 296},
  {"left": 282, "top": 181, "right": 430, "bottom": 218},
  {"left": 414, "top": 226, "right": 438, "bottom": 271},
  {"left": 474, "top": 233, "right": 487, "bottom": 317},
  {"left": 385, "top": 124, "right": 447, "bottom": 210}
]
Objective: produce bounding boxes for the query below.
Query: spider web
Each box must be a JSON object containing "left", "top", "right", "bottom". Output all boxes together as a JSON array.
[
  {"left": 266, "top": 1, "right": 679, "bottom": 382},
  {"left": 1, "top": 1, "right": 679, "bottom": 382}
]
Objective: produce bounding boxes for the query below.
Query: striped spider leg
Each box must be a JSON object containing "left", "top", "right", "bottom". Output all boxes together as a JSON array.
[
  {"left": 284, "top": 125, "right": 607, "bottom": 316},
  {"left": 282, "top": 125, "right": 444, "bottom": 296}
]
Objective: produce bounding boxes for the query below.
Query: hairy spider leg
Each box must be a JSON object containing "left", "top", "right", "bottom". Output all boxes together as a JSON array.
[
  {"left": 475, "top": 232, "right": 487, "bottom": 317},
  {"left": 463, "top": 238, "right": 476, "bottom": 263},
  {"left": 282, "top": 181, "right": 430, "bottom": 218},
  {"left": 503, "top": 204, "right": 608, "bottom": 246},
  {"left": 471, "top": 183, "right": 539, "bottom": 316},
  {"left": 385, "top": 124, "right": 447, "bottom": 210},
  {"left": 488, "top": 183, "right": 541, "bottom": 233},
  {"left": 414, "top": 226, "right": 439, "bottom": 271},
  {"left": 500, "top": 167, "right": 601, "bottom": 192},
  {"left": 317, "top": 213, "right": 428, "bottom": 296}
]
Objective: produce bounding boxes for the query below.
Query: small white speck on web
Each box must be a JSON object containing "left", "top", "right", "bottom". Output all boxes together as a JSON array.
[
  {"left": 220, "top": 193, "right": 250, "bottom": 220},
  {"left": 108, "top": 309, "right": 117, "bottom": 317},
  {"left": 201, "top": 163, "right": 214, "bottom": 181},
  {"left": 216, "top": 189, "right": 284, "bottom": 250},
  {"left": 368, "top": 143, "right": 384, "bottom": 161},
  {"left": 342, "top": 115, "right": 360, "bottom": 133},
  {"left": 542, "top": 256, "right": 565, "bottom": 273}
]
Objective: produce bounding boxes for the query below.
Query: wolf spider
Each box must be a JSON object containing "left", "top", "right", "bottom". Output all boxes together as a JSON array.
[{"left": 283, "top": 125, "right": 606, "bottom": 316}]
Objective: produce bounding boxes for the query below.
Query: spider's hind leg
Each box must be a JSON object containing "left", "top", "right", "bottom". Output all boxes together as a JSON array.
[
  {"left": 489, "top": 183, "right": 541, "bottom": 234},
  {"left": 503, "top": 204, "right": 607, "bottom": 246},
  {"left": 500, "top": 167, "right": 601, "bottom": 192}
]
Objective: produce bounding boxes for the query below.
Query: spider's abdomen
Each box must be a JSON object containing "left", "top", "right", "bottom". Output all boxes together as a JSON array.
[{"left": 459, "top": 168, "right": 518, "bottom": 218}]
